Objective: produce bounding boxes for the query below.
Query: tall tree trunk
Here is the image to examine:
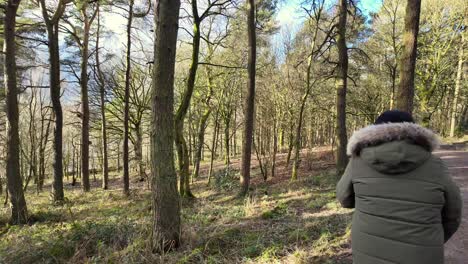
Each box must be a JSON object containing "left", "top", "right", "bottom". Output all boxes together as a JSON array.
[
  {"left": 4, "top": 0, "right": 28, "bottom": 224},
  {"left": 224, "top": 116, "right": 231, "bottom": 165},
  {"left": 96, "top": 4, "right": 109, "bottom": 189},
  {"left": 39, "top": 0, "right": 66, "bottom": 202},
  {"left": 240, "top": 0, "right": 256, "bottom": 197},
  {"left": 291, "top": 93, "right": 309, "bottom": 180},
  {"left": 271, "top": 115, "right": 277, "bottom": 178},
  {"left": 123, "top": 0, "right": 134, "bottom": 196},
  {"left": 208, "top": 111, "right": 219, "bottom": 184},
  {"left": 396, "top": 0, "right": 421, "bottom": 114},
  {"left": 450, "top": 34, "right": 464, "bottom": 137},
  {"left": 192, "top": 72, "right": 213, "bottom": 179},
  {"left": 192, "top": 111, "right": 210, "bottom": 179},
  {"left": 72, "top": 140, "right": 77, "bottom": 186},
  {"left": 286, "top": 122, "right": 294, "bottom": 165},
  {"left": 175, "top": 0, "right": 201, "bottom": 198},
  {"left": 49, "top": 24, "right": 65, "bottom": 198},
  {"left": 134, "top": 124, "right": 145, "bottom": 180},
  {"left": 151, "top": 0, "right": 181, "bottom": 252},
  {"left": 117, "top": 138, "right": 121, "bottom": 173},
  {"left": 390, "top": 65, "right": 397, "bottom": 109},
  {"left": 233, "top": 109, "right": 237, "bottom": 156},
  {"left": 335, "top": 0, "right": 349, "bottom": 174},
  {"left": 79, "top": 7, "right": 95, "bottom": 192}
]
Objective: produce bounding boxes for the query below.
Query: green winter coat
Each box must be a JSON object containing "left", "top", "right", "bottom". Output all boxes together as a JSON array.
[{"left": 337, "top": 122, "right": 462, "bottom": 264}]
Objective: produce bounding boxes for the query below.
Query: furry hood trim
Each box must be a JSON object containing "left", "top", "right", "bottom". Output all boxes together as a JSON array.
[{"left": 347, "top": 122, "right": 441, "bottom": 156}]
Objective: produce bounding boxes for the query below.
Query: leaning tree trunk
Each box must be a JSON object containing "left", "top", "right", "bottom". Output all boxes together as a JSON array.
[
  {"left": 175, "top": 0, "right": 201, "bottom": 198},
  {"left": 151, "top": 0, "right": 181, "bottom": 252},
  {"left": 450, "top": 34, "right": 464, "bottom": 137},
  {"left": 240, "top": 0, "right": 256, "bottom": 197},
  {"left": 291, "top": 91, "right": 309, "bottom": 180},
  {"left": 396, "top": 0, "right": 421, "bottom": 114},
  {"left": 4, "top": 0, "right": 28, "bottom": 224},
  {"left": 335, "top": 0, "right": 349, "bottom": 174}
]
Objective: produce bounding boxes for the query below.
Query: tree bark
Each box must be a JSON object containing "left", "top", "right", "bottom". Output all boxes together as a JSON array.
[
  {"left": 335, "top": 0, "right": 349, "bottom": 174},
  {"left": 96, "top": 4, "right": 109, "bottom": 190},
  {"left": 39, "top": 0, "right": 66, "bottom": 202},
  {"left": 208, "top": 110, "right": 219, "bottom": 184},
  {"left": 78, "top": 4, "right": 96, "bottom": 192},
  {"left": 224, "top": 115, "right": 231, "bottom": 165},
  {"left": 123, "top": 0, "right": 134, "bottom": 196},
  {"left": 134, "top": 123, "right": 145, "bottom": 180},
  {"left": 192, "top": 70, "right": 214, "bottom": 179},
  {"left": 240, "top": 0, "right": 256, "bottom": 197},
  {"left": 4, "top": 0, "right": 28, "bottom": 224},
  {"left": 271, "top": 115, "right": 277, "bottom": 177},
  {"left": 174, "top": 0, "right": 201, "bottom": 198},
  {"left": 396, "top": 0, "right": 421, "bottom": 114},
  {"left": 151, "top": 0, "right": 181, "bottom": 252}
]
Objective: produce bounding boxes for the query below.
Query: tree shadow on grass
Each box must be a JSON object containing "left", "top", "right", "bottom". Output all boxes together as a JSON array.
[{"left": 181, "top": 209, "right": 353, "bottom": 263}]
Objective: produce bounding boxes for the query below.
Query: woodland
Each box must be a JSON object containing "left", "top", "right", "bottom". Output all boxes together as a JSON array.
[{"left": 0, "top": 0, "right": 466, "bottom": 263}]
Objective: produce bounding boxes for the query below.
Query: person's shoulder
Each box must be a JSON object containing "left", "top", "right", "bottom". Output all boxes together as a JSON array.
[{"left": 423, "top": 154, "right": 451, "bottom": 182}]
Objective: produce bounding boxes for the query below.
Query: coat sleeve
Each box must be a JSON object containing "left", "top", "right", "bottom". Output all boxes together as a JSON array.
[
  {"left": 336, "top": 159, "right": 355, "bottom": 208},
  {"left": 440, "top": 160, "right": 462, "bottom": 243}
]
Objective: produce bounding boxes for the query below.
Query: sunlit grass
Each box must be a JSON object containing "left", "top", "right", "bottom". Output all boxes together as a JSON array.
[{"left": 0, "top": 153, "right": 353, "bottom": 263}]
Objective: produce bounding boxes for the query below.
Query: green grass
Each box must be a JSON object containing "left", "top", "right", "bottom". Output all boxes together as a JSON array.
[{"left": 0, "top": 159, "right": 353, "bottom": 263}]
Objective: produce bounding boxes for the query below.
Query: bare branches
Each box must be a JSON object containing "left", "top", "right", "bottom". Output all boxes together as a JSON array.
[{"left": 199, "top": 62, "right": 245, "bottom": 70}]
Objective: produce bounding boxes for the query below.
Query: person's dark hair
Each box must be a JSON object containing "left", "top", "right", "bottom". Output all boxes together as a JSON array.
[{"left": 374, "top": 110, "right": 415, "bottom": 125}]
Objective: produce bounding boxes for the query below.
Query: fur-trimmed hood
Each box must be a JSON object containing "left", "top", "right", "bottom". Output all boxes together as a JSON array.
[{"left": 347, "top": 122, "right": 441, "bottom": 156}]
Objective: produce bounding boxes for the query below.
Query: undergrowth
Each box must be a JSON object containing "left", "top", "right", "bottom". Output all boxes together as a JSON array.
[{"left": 0, "top": 152, "right": 353, "bottom": 263}]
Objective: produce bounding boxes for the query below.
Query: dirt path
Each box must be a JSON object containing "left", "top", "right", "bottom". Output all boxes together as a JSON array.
[{"left": 436, "top": 150, "right": 468, "bottom": 264}]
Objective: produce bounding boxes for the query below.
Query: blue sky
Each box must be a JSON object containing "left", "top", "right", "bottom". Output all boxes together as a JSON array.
[{"left": 276, "top": 0, "right": 382, "bottom": 28}]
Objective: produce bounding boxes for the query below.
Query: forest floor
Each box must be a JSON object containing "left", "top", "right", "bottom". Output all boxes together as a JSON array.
[{"left": 0, "top": 147, "right": 354, "bottom": 264}]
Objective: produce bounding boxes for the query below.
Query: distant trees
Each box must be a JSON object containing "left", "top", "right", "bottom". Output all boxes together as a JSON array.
[
  {"left": 4, "top": 0, "right": 28, "bottom": 224},
  {"left": 151, "top": 0, "right": 181, "bottom": 251},
  {"left": 450, "top": 33, "right": 465, "bottom": 137},
  {"left": 0, "top": 0, "right": 465, "bottom": 229}
]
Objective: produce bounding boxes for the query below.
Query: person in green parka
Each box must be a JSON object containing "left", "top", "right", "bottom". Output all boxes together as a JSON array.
[{"left": 337, "top": 110, "right": 462, "bottom": 264}]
